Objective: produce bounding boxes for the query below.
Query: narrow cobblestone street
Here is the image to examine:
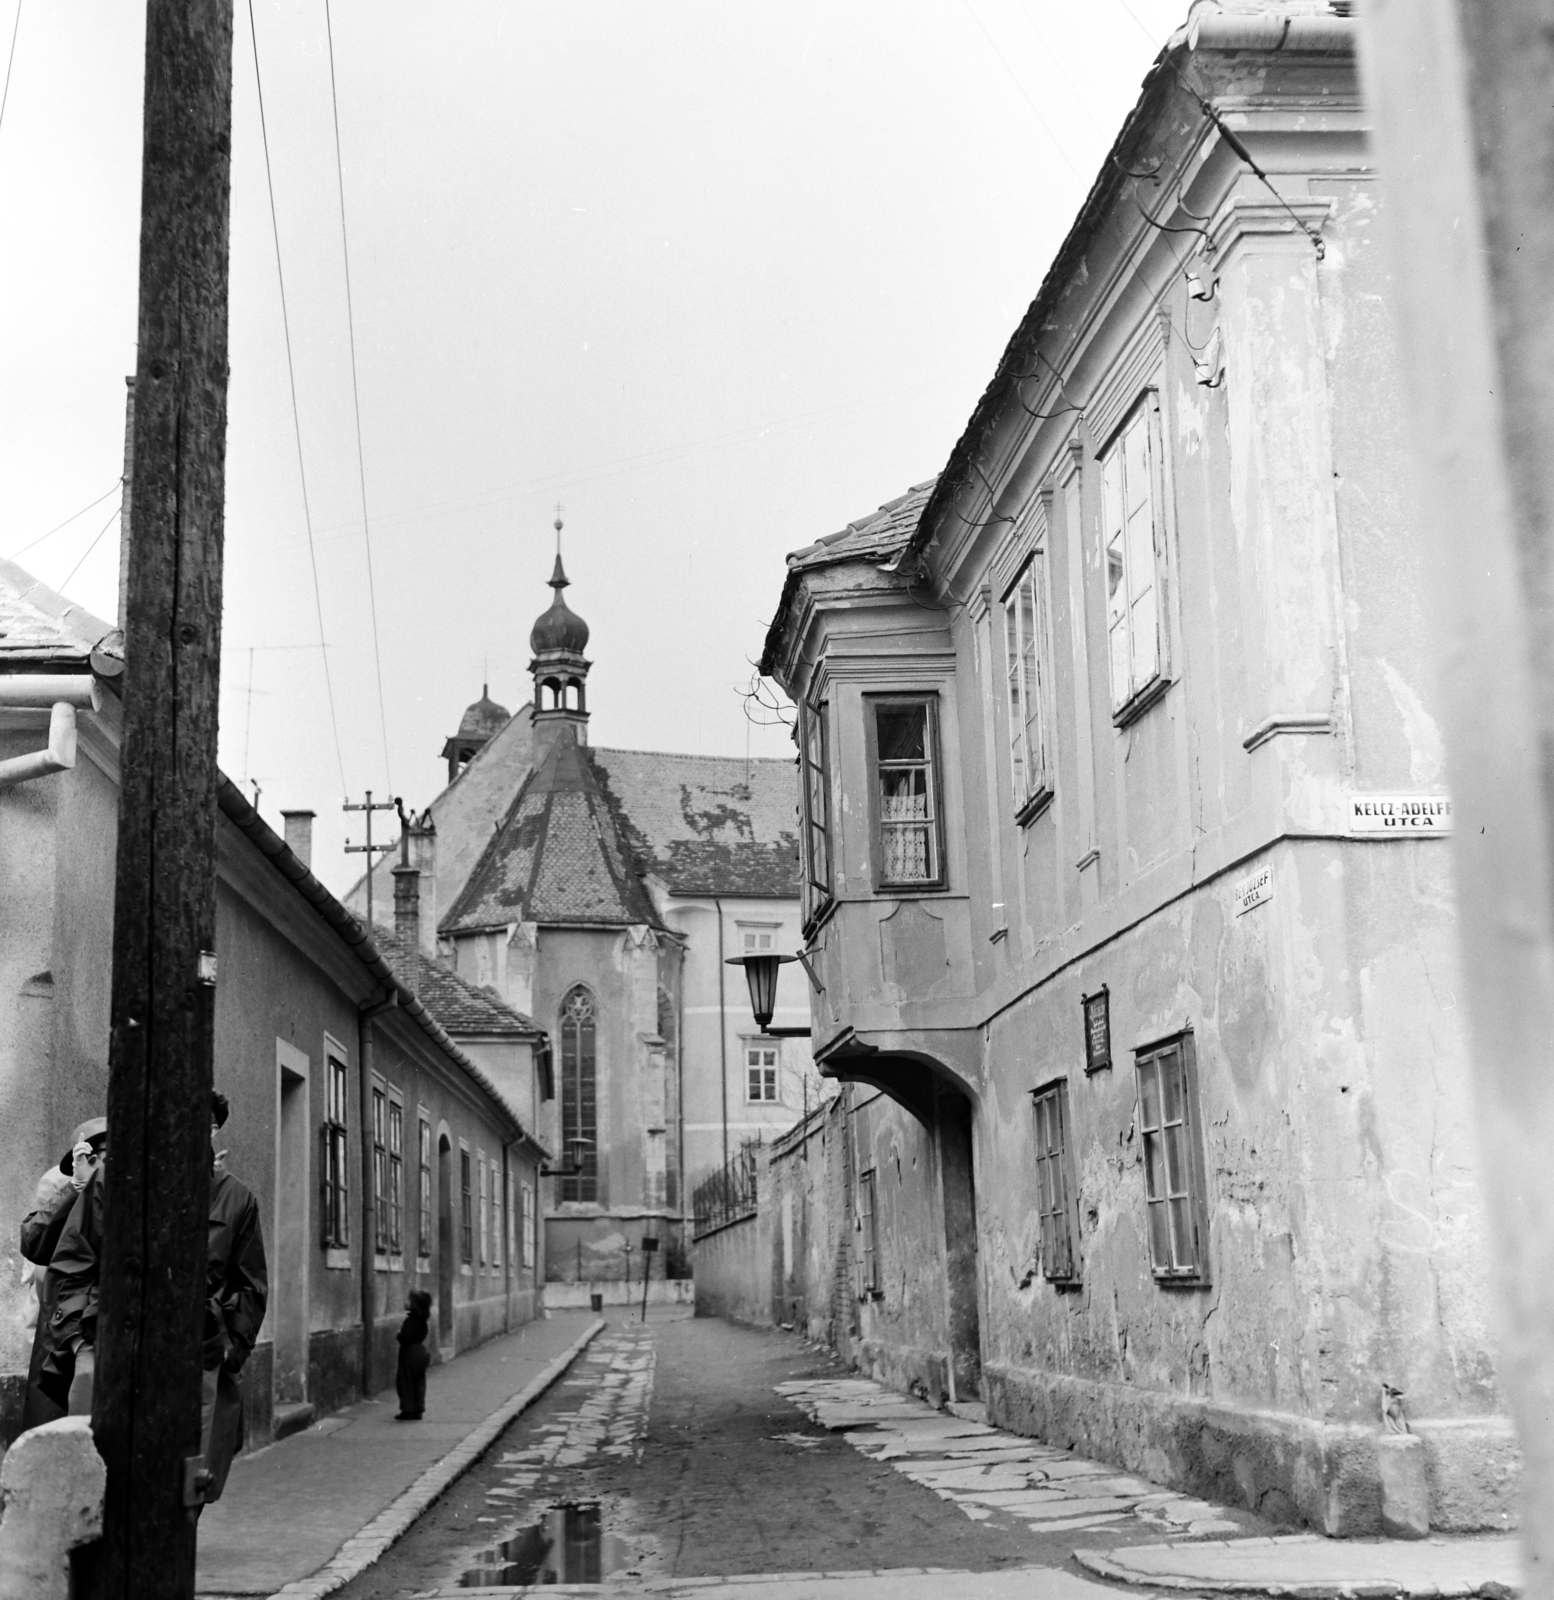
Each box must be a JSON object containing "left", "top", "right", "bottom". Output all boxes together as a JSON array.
[{"left": 328, "top": 1310, "right": 1271, "bottom": 1598}]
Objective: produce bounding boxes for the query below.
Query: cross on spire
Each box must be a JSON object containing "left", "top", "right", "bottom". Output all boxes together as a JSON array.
[{"left": 553, "top": 502, "right": 564, "bottom": 558}]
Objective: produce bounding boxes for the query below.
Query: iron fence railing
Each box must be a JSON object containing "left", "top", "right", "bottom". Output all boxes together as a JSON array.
[{"left": 692, "top": 1138, "right": 760, "bottom": 1238}]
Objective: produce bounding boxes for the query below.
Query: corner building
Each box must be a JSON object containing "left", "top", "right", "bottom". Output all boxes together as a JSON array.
[{"left": 760, "top": 5, "right": 1510, "bottom": 1535}]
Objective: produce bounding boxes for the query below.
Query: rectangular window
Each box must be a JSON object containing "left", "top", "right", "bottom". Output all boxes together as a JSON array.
[
  {"left": 418, "top": 1117, "right": 432, "bottom": 1258},
  {"left": 857, "top": 1168, "right": 880, "bottom": 1297},
  {"left": 322, "top": 1052, "right": 350, "bottom": 1249},
  {"left": 800, "top": 699, "right": 832, "bottom": 919},
  {"left": 1004, "top": 554, "right": 1053, "bottom": 817},
  {"left": 1100, "top": 396, "right": 1166, "bottom": 718},
  {"left": 478, "top": 1154, "right": 488, "bottom": 1268},
  {"left": 388, "top": 1100, "right": 403, "bottom": 1255},
  {"left": 1032, "top": 1080, "right": 1079, "bottom": 1283},
  {"left": 741, "top": 927, "right": 776, "bottom": 954},
  {"left": 372, "top": 1088, "right": 388, "bottom": 1254},
  {"left": 870, "top": 697, "right": 944, "bottom": 889},
  {"left": 460, "top": 1148, "right": 473, "bottom": 1265},
  {"left": 1135, "top": 1035, "right": 1209, "bottom": 1283},
  {"left": 491, "top": 1159, "right": 503, "bottom": 1273},
  {"left": 746, "top": 1043, "right": 779, "bottom": 1103},
  {"left": 521, "top": 1182, "right": 536, "bottom": 1269}
]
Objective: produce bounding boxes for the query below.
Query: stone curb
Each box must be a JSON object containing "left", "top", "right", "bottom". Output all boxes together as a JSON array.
[
  {"left": 258, "top": 1317, "right": 606, "bottom": 1600},
  {"left": 1072, "top": 1543, "right": 1520, "bottom": 1600}
]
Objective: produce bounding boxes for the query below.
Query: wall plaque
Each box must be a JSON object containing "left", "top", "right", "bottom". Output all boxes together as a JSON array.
[
  {"left": 1348, "top": 794, "right": 1452, "bottom": 836},
  {"left": 1082, "top": 987, "right": 1111, "bottom": 1075}
]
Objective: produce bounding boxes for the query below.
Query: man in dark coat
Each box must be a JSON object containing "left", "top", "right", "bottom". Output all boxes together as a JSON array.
[
  {"left": 19, "top": 1117, "right": 107, "bottom": 1428},
  {"left": 202, "top": 1089, "right": 268, "bottom": 1504}
]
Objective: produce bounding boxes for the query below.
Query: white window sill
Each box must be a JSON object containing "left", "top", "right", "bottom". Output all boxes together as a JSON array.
[
  {"left": 325, "top": 1247, "right": 351, "bottom": 1271},
  {"left": 1112, "top": 674, "right": 1171, "bottom": 729}
]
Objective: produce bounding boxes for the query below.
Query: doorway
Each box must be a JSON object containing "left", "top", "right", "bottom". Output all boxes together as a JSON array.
[
  {"left": 437, "top": 1131, "right": 455, "bottom": 1352},
  {"left": 936, "top": 1084, "right": 982, "bottom": 1402},
  {"left": 273, "top": 1042, "right": 310, "bottom": 1406}
]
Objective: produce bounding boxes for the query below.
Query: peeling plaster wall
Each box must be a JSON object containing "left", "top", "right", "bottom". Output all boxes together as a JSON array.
[{"left": 766, "top": 55, "right": 1507, "bottom": 1532}]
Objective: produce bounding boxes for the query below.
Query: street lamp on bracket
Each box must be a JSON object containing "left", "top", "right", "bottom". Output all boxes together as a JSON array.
[
  {"left": 540, "top": 1135, "right": 595, "bottom": 1177},
  {"left": 724, "top": 951, "right": 818, "bottom": 1038}
]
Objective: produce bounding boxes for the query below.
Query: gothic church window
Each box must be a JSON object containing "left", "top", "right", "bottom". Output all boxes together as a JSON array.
[{"left": 560, "top": 986, "right": 598, "bottom": 1203}]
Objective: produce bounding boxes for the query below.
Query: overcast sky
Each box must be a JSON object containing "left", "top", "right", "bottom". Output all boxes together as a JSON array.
[{"left": 0, "top": 0, "right": 1182, "bottom": 895}]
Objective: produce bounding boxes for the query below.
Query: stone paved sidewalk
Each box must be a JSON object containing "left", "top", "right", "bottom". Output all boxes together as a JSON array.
[
  {"left": 775, "top": 1376, "right": 1253, "bottom": 1539},
  {"left": 1075, "top": 1532, "right": 1523, "bottom": 1597},
  {"left": 195, "top": 1312, "right": 603, "bottom": 1599}
]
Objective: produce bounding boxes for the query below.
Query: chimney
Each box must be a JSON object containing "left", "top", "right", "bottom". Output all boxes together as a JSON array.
[
  {"left": 411, "top": 812, "right": 437, "bottom": 955},
  {"left": 281, "top": 809, "right": 315, "bottom": 869},
  {"left": 118, "top": 377, "right": 135, "bottom": 627},
  {"left": 393, "top": 862, "right": 421, "bottom": 996}
]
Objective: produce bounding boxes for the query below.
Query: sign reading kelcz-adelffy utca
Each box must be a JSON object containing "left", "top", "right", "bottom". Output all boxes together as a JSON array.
[{"left": 1347, "top": 795, "right": 1452, "bottom": 835}]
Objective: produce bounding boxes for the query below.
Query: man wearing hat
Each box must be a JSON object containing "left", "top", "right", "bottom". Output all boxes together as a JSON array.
[{"left": 18, "top": 1117, "right": 106, "bottom": 1429}]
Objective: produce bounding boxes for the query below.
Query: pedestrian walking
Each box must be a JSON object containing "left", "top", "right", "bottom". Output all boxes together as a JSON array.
[
  {"left": 395, "top": 1288, "right": 432, "bottom": 1420},
  {"left": 201, "top": 1089, "right": 268, "bottom": 1509},
  {"left": 18, "top": 1118, "right": 106, "bottom": 1428}
]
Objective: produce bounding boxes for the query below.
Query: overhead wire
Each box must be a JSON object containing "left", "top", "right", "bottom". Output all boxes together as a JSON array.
[
  {"left": 58, "top": 501, "right": 123, "bottom": 593},
  {"left": 322, "top": 0, "right": 394, "bottom": 794},
  {"left": 962, "top": 0, "right": 1084, "bottom": 182},
  {"left": 5, "top": 478, "right": 122, "bottom": 562},
  {"left": 245, "top": 0, "right": 349, "bottom": 798},
  {"left": 0, "top": 0, "right": 20, "bottom": 142}
]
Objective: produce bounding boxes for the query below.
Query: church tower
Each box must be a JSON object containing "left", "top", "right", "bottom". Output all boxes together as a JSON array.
[{"left": 529, "top": 515, "right": 590, "bottom": 764}]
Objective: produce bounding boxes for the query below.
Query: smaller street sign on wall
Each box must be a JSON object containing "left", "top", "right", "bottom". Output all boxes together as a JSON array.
[
  {"left": 1235, "top": 863, "right": 1273, "bottom": 917},
  {"left": 1347, "top": 795, "right": 1452, "bottom": 836}
]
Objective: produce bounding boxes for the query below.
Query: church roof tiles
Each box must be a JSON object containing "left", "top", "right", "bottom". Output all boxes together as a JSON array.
[{"left": 441, "top": 730, "right": 664, "bottom": 933}]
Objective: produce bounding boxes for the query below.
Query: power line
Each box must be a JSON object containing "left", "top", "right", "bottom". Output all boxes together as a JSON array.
[
  {"left": 0, "top": 0, "right": 21, "bottom": 141},
  {"left": 4, "top": 478, "right": 122, "bottom": 561},
  {"left": 323, "top": 0, "right": 394, "bottom": 794},
  {"left": 963, "top": 1, "right": 1084, "bottom": 182},
  {"left": 245, "top": 0, "right": 348, "bottom": 798},
  {"left": 1112, "top": 0, "right": 1162, "bottom": 48},
  {"left": 58, "top": 501, "right": 123, "bottom": 593}
]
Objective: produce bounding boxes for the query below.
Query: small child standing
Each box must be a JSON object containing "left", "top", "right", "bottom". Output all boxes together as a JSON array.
[{"left": 395, "top": 1289, "right": 432, "bottom": 1421}]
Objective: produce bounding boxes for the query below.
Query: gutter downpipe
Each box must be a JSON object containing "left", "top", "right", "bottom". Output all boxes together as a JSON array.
[
  {"left": 715, "top": 898, "right": 729, "bottom": 1176},
  {"left": 359, "top": 988, "right": 398, "bottom": 1396}
]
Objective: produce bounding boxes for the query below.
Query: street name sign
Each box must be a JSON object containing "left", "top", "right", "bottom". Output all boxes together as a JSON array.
[{"left": 1347, "top": 794, "right": 1452, "bottom": 835}]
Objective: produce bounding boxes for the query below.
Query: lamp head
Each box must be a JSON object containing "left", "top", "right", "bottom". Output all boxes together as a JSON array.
[{"left": 724, "top": 951, "right": 798, "bottom": 1031}]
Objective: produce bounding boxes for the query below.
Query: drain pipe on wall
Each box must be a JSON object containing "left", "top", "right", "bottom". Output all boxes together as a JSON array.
[
  {"left": 715, "top": 898, "right": 729, "bottom": 1176},
  {"left": 0, "top": 676, "right": 100, "bottom": 788}
]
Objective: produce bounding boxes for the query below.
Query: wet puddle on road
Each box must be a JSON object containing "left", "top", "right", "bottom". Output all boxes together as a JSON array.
[{"left": 459, "top": 1502, "right": 632, "bottom": 1588}]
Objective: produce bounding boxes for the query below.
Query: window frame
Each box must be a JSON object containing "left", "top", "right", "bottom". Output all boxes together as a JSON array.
[
  {"left": 1003, "top": 552, "right": 1054, "bottom": 824},
  {"left": 477, "top": 1152, "right": 488, "bottom": 1269},
  {"left": 1099, "top": 393, "right": 1171, "bottom": 725},
  {"left": 1134, "top": 1032, "right": 1211, "bottom": 1286},
  {"left": 865, "top": 693, "right": 947, "bottom": 893},
  {"left": 459, "top": 1146, "right": 473, "bottom": 1266},
  {"left": 321, "top": 1051, "right": 350, "bottom": 1251},
  {"left": 799, "top": 697, "right": 834, "bottom": 928},
  {"left": 856, "top": 1167, "right": 881, "bottom": 1299},
  {"left": 1031, "top": 1078, "right": 1081, "bottom": 1285},
  {"left": 417, "top": 1114, "right": 433, "bottom": 1261},
  {"left": 520, "top": 1181, "right": 536, "bottom": 1270},
  {"left": 745, "top": 1041, "right": 779, "bottom": 1104}
]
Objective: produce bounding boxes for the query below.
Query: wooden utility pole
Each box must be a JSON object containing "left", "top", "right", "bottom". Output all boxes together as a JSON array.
[
  {"left": 88, "top": 4, "right": 235, "bottom": 1597},
  {"left": 1358, "top": 0, "right": 1554, "bottom": 1573}
]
